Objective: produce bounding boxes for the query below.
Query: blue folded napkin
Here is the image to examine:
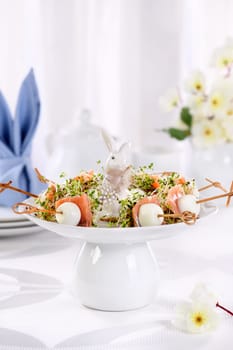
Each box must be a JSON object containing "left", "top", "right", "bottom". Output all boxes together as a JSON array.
[{"left": 0, "top": 69, "right": 45, "bottom": 207}]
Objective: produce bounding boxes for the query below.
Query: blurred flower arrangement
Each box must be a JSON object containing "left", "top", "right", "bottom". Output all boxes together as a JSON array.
[{"left": 160, "top": 38, "right": 233, "bottom": 148}]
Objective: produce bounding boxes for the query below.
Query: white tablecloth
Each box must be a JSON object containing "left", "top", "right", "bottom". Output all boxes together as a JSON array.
[{"left": 0, "top": 207, "right": 232, "bottom": 349}]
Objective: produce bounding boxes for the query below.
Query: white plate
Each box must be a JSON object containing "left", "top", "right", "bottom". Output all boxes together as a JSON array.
[
  {"left": 0, "top": 207, "right": 28, "bottom": 223},
  {"left": 0, "top": 220, "right": 37, "bottom": 229},
  {"left": 24, "top": 198, "right": 218, "bottom": 243},
  {"left": 0, "top": 225, "right": 44, "bottom": 237}
]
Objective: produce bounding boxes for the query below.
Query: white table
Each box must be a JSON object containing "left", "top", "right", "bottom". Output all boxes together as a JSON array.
[{"left": 0, "top": 207, "right": 232, "bottom": 349}]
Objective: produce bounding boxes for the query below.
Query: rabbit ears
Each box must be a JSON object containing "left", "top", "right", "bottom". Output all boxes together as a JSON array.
[{"left": 101, "top": 128, "right": 131, "bottom": 154}]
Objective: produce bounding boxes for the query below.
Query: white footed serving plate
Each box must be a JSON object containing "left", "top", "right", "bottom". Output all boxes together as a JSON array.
[{"left": 25, "top": 199, "right": 217, "bottom": 312}]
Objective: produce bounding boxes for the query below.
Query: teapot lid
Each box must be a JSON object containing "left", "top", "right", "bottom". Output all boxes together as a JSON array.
[{"left": 74, "top": 109, "right": 100, "bottom": 137}]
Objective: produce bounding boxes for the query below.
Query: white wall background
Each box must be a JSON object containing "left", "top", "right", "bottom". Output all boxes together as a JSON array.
[{"left": 0, "top": 0, "right": 233, "bottom": 173}]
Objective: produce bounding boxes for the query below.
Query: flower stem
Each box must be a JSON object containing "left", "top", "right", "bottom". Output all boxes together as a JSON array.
[{"left": 216, "top": 302, "right": 233, "bottom": 316}]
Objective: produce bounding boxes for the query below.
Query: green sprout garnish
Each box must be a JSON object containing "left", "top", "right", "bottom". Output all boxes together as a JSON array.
[
  {"left": 59, "top": 171, "right": 67, "bottom": 178},
  {"left": 35, "top": 164, "right": 197, "bottom": 227}
]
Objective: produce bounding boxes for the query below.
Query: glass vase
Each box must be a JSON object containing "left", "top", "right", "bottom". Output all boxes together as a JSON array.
[{"left": 190, "top": 143, "right": 233, "bottom": 205}]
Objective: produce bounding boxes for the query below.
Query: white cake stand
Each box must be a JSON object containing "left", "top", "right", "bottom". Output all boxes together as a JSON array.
[{"left": 25, "top": 202, "right": 217, "bottom": 311}]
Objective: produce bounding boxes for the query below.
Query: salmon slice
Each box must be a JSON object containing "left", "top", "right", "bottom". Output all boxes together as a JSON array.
[
  {"left": 55, "top": 194, "right": 92, "bottom": 227},
  {"left": 74, "top": 170, "right": 94, "bottom": 183},
  {"left": 132, "top": 196, "right": 160, "bottom": 227},
  {"left": 166, "top": 185, "right": 184, "bottom": 214}
]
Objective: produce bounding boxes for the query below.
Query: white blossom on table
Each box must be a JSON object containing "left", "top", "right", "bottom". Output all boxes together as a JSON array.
[{"left": 172, "top": 283, "right": 220, "bottom": 333}]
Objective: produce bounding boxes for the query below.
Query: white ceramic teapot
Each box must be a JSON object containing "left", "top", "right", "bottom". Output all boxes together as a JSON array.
[{"left": 46, "top": 110, "right": 108, "bottom": 180}]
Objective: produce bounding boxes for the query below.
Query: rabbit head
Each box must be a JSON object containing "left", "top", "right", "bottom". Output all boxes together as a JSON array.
[{"left": 101, "top": 129, "right": 131, "bottom": 176}]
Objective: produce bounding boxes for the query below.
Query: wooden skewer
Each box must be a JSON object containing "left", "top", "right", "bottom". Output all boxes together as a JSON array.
[
  {"left": 12, "top": 202, "right": 61, "bottom": 216},
  {"left": 35, "top": 168, "right": 55, "bottom": 184},
  {"left": 197, "top": 191, "right": 233, "bottom": 204},
  {"left": 158, "top": 211, "right": 197, "bottom": 225},
  {"left": 0, "top": 182, "right": 38, "bottom": 198},
  {"left": 100, "top": 216, "right": 118, "bottom": 223},
  {"left": 198, "top": 183, "right": 213, "bottom": 192},
  {"left": 198, "top": 178, "right": 227, "bottom": 193},
  {"left": 226, "top": 181, "right": 233, "bottom": 207},
  {"left": 0, "top": 181, "right": 12, "bottom": 193}
]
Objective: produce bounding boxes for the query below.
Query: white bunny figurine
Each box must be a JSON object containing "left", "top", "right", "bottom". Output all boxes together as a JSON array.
[
  {"left": 99, "top": 129, "right": 132, "bottom": 219},
  {"left": 101, "top": 129, "right": 132, "bottom": 199}
]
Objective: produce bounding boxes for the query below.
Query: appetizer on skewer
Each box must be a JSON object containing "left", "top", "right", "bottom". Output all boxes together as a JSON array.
[
  {"left": 1, "top": 166, "right": 232, "bottom": 228},
  {"left": 0, "top": 131, "right": 232, "bottom": 228}
]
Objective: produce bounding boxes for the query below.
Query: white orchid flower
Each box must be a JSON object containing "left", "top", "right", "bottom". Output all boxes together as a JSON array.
[
  {"left": 184, "top": 70, "right": 206, "bottom": 95},
  {"left": 192, "top": 119, "right": 225, "bottom": 148},
  {"left": 159, "top": 88, "right": 180, "bottom": 112}
]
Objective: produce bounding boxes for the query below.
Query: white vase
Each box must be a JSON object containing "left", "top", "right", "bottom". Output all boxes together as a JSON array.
[{"left": 190, "top": 143, "right": 233, "bottom": 204}]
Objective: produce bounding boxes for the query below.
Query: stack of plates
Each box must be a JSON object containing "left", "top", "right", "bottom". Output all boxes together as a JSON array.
[{"left": 0, "top": 207, "right": 44, "bottom": 237}]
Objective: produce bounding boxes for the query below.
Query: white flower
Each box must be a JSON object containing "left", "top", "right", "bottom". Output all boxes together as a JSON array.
[
  {"left": 173, "top": 283, "right": 220, "bottom": 334},
  {"left": 210, "top": 45, "right": 233, "bottom": 70},
  {"left": 192, "top": 119, "right": 225, "bottom": 148},
  {"left": 225, "top": 104, "right": 233, "bottom": 117},
  {"left": 173, "top": 301, "right": 219, "bottom": 333},
  {"left": 190, "top": 283, "right": 218, "bottom": 308},
  {"left": 159, "top": 38, "right": 233, "bottom": 146},
  {"left": 184, "top": 70, "right": 206, "bottom": 94},
  {"left": 207, "top": 90, "right": 229, "bottom": 119},
  {"left": 159, "top": 88, "right": 180, "bottom": 112},
  {"left": 222, "top": 115, "right": 233, "bottom": 141},
  {"left": 211, "top": 76, "right": 233, "bottom": 96},
  {"left": 187, "top": 94, "right": 206, "bottom": 119},
  {"left": 207, "top": 78, "right": 233, "bottom": 118}
]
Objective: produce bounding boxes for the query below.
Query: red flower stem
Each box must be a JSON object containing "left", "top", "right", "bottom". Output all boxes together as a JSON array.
[{"left": 216, "top": 302, "right": 233, "bottom": 316}]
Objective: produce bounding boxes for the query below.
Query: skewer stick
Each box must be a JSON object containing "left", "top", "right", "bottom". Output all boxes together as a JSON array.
[
  {"left": 226, "top": 181, "right": 233, "bottom": 207},
  {"left": 158, "top": 211, "right": 197, "bottom": 225},
  {"left": 198, "top": 178, "right": 227, "bottom": 193},
  {"left": 197, "top": 191, "right": 233, "bottom": 204},
  {"left": 100, "top": 216, "right": 118, "bottom": 223},
  {"left": 0, "top": 182, "right": 38, "bottom": 198},
  {"left": 0, "top": 181, "right": 12, "bottom": 193},
  {"left": 35, "top": 168, "right": 55, "bottom": 184},
  {"left": 12, "top": 202, "right": 61, "bottom": 216}
]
